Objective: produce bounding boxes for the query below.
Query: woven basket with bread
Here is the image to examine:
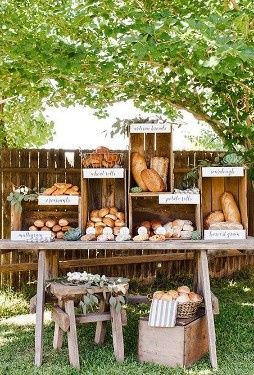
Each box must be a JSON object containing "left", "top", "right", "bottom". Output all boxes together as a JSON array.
[{"left": 152, "top": 285, "right": 203, "bottom": 319}]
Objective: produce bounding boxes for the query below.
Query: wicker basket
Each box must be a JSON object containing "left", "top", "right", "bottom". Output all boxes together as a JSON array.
[{"left": 177, "top": 299, "right": 203, "bottom": 319}]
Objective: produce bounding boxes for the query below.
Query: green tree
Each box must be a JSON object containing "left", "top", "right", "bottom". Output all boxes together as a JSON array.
[{"left": 1, "top": 0, "right": 254, "bottom": 156}]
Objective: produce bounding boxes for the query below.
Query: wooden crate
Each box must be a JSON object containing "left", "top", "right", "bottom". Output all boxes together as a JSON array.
[
  {"left": 201, "top": 167, "right": 248, "bottom": 239},
  {"left": 11, "top": 201, "right": 81, "bottom": 232},
  {"left": 81, "top": 171, "right": 128, "bottom": 230},
  {"left": 128, "top": 194, "right": 201, "bottom": 235},
  {"left": 138, "top": 313, "right": 208, "bottom": 368},
  {"left": 128, "top": 124, "right": 173, "bottom": 193}
]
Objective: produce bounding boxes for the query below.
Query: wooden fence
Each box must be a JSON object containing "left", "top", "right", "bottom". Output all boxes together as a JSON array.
[{"left": 0, "top": 149, "right": 254, "bottom": 289}]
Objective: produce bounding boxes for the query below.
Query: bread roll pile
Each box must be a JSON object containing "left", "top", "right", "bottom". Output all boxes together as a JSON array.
[
  {"left": 134, "top": 219, "right": 195, "bottom": 241},
  {"left": 82, "top": 147, "right": 122, "bottom": 168},
  {"left": 153, "top": 286, "right": 202, "bottom": 303},
  {"left": 131, "top": 152, "right": 169, "bottom": 192},
  {"left": 29, "top": 218, "right": 72, "bottom": 239},
  {"left": 86, "top": 207, "right": 125, "bottom": 237},
  {"left": 42, "top": 183, "right": 80, "bottom": 196},
  {"left": 204, "top": 191, "right": 243, "bottom": 230}
]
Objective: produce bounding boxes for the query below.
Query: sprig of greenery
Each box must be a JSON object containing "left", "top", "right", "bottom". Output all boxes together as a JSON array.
[{"left": 7, "top": 187, "right": 38, "bottom": 212}]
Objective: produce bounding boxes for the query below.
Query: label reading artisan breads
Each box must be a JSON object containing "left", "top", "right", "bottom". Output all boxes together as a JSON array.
[{"left": 130, "top": 123, "right": 171, "bottom": 133}]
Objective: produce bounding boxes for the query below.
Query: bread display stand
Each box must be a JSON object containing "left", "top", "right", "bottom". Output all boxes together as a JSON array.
[
  {"left": 11, "top": 196, "right": 81, "bottom": 238},
  {"left": 201, "top": 166, "right": 248, "bottom": 240},
  {"left": 81, "top": 168, "right": 127, "bottom": 232}
]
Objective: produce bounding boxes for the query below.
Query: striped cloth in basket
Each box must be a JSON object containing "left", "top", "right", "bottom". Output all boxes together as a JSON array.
[{"left": 148, "top": 299, "right": 178, "bottom": 328}]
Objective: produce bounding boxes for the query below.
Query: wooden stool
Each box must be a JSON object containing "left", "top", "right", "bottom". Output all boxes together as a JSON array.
[{"left": 50, "top": 281, "right": 128, "bottom": 369}]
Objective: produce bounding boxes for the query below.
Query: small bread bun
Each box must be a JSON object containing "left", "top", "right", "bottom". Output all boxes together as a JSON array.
[
  {"left": 177, "top": 294, "right": 190, "bottom": 303},
  {"left": 45, "top": 219, "right": 56, "bottom": 228},
  {"left": 29, "top": 225, "right": 38, "bottom": 231},
  {"left": 81, "top": 234, "right": 96, "bottom": 241},
  {"left": 95, "top": 221, "right": 106, "bottom": 227},
  {"left": 113, "top": 227, "right": 121, "bottom": 236},
  {"left": 105, "top": 214, "right": 117, "bottom": 220},
  {"left": 177, "top": 285, "right": 191, "bottom": 294},
  {"left": 95, "top": 226, "right": 104, "bottom": 236},
  {"left": 41, "top": 226, "right": 51, "bottom": 231},
  {"left": 161, "top": 293, "right": 173, "bottom": 301},
  {"left": 91, "top": 216, "right": 103, "bottom": 223},
  {"left": 115, "top": 219, "right": 125, "bottom": 227},
  {"left": 59, "top": 218, "right": 69, "bottom": 227},
  {"left": 172, "top": 227, "right": 181, "bottom": 238},
  {"left": 62, "top": 225, "right": 71, "bottom": 232},
  {"left": 167, "top": 290, "right": 178, "bottom": 299},
  {"left": 109, "top": 207, "right": 118, "bottom": 215},
  {"left": 90, "top": 210, "right": 99, "bottom": 218},
  {"left": 102, "top": 217, "right": 115, "bottom": 228},
  {"left": 52, "top": 224, "right": 62, "bottom": 232},
  {"left": 141, "top": 221, "right": 151, "bottom": 229},
  {"left": 97, "top": 234, "right": 108, "bottom": 241},
  {"left": 56, "top": 231, "right": 64, "bottom": 239},
  {"left": 34, "top": 220, "right": 44, "bottom": 228},
  {"left": 172, "top": 219, "right": 185, "bottom": 229},
  {"left": 151, "top": 220, "right": 162, "bottom": 230},
  {"left": 99, "top": 208, "right": 109, "bottom": 218},
  {"left": 86, "top": 220, "right": 95, "bottom": 228},
  {"left": 116, "top": 212, "right": 125, "bottom": 221},
  {"left": 189, "top": 292, "right": 203, "bottom": 302},
  {"left": 153, "top": 291, "right": 164, "bottom": 300}
]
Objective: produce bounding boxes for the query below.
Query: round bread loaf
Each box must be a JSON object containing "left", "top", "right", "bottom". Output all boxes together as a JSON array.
[
  {"left": 34, "top": 219, "right": 44, "bottom": 228},
  {"left": 161, "top": 293, "right": 173, "bottom": 301},
  {"left": 45, "top": 219, "right": 56, "bottom": 228},
  {"left": 141, "top": 221, "right": 151, "bottom": 229},
  {"left": 41, "top": 226, "right": 51, "bottom": 231},
  {"left": 91, "top": 216, "right": 103, "bottom": 223},
  {"left": 52, "top": 224, "right": 62, "bottom": 232},
  {"left": 177, "top": 294, "right": 190, "bottom": 303},
  {"left": 153, "top": 291, "right": 164, "bottom": 300},
  {"left": 56, "top": 231, "right": 64, "bottom": 239},
  {"left": 189, "top": 292, "right": 203, "bottom": 302},
  {"left": 86, "top": 220, "right": 95, "bottom": 228},
  {"left": 116, "top": 212, "right": 125, "bottom": 221},
  {"left": 99, "top": 207, "right": 109, "bottom": 218},
  {"left": 140, "top": 169, "right": 164, "bottom": 192},
  {"left": 177, "top": 285, "right": 190, "bottom": 294},
  {"left": 103, "top": 217, "right": 115, "bottom": 227},
  {"left": 29, "top": 225, "right": 38, "bottom": 231},
  {"left": 113, "top": 227, "right": 121, "bottom": 236},
  {"left": 95, "top": 226, "right": 104, "bottom": 236},
  {"left": 90, "top": 209, "right": 99, "bottom": 218},
  {"left": 62, "top": 225, "right": 71, "bottom": 232},
  {"left": 167, "top": 290, "right": 179, "bottom": 299},
  {"left": 59, "top": 218, "right": 69, "bottom": 227},
  {"left": 105, "top": 214, "right": 117, "bottom": 220},
  {"left": 151, "top": 220, "right": 162, "bottom": 230},
  {"left": 114, "top": 219, "right": 125, "bottom": 227},
  {"left": 95, "top": 221, "right": 106, "bottom": 227},
  {"left": 109, "top": 207, "right": 118, "bottom": 215},
  {"left": 204, "top": 210, "right": 225, "bottom": 229}
]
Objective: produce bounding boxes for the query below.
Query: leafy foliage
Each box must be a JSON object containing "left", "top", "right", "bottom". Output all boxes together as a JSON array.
[{"left": 1, "top": 0, "right": 254, "bottom": 153}]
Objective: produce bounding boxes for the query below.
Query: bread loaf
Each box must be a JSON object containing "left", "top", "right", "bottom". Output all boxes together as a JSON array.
[
  {"left": 131, "top": 152, "right": 148, "bottom": 191},
  {"left": 204, "top": 210, "right": 225, "bottom": 229},
  {"left": 140, "top": 169, "right": 164, "bottom": 192},
  {"left": 150, "top": 157, "right": 169, "bottom": 189},
  {"left": 59, "top": 218, "right": 69, "bottom": 227},
  {"left": 29, "top": 225, "right": 38, "bottom": 231},
  {"left": 221, "top": 192, "right": 241, "bottom": 223},
  {"left": 45, "top": 219, "right": 56, "bottom": 228},
  {"left": 34, "top": 220, "right": 44, "bottom": 228}
]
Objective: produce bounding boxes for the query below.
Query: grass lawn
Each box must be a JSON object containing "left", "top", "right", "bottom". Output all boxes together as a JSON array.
[{"left": 0, "top": 272, "right": 253, "bottom": 375}]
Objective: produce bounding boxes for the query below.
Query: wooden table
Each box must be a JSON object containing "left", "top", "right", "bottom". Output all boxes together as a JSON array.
[{"left": 1, "top": 237, "right": 254, "bottom": 369}]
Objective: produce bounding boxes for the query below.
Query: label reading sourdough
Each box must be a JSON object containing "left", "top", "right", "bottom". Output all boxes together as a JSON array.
[
  {"left": 11, "top": 231, "right": 52, "bottom": 241},
  {"left": 202, "top": 167, "right": 244, "bottom": 177},
  {"left": 130, "top": 123, "right": 171, "bottom": 133},
  {"left": 38, "top": 195, "right": 79, "bottom": 205},
  {"left": 83, "top": 168, "right": 124, "bottom": 179},
  {"left": 159, "top": 194, "right": 200, "bottom": 205},
  {"left": 204, "top": 230, "right": 246, "bottom": 240}
]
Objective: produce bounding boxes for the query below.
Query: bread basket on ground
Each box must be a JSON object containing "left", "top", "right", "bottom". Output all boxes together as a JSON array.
[{"left": 177, "top": 298, "right": 203, "bottom": 319}]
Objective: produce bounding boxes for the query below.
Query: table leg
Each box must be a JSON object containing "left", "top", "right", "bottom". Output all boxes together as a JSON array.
[
  {"left": 110, "top": 306, "right": 124, "bottom": 362},
  {"left": 198, "top": 250, "right": 218, "bottom": 369},
  {"left": 34, "top": 250, "right": 46, "bottom": 366}
]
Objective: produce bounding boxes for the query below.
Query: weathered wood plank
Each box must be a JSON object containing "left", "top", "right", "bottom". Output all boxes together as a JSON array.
[{"left": 52, "top": 305, "right": 70, "bottom": 332}]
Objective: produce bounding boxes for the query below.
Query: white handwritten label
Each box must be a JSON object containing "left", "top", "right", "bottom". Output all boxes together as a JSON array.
[
  {"left": 204, "top": 230, "right": 246, "bottom": 240},
  {"left": 202, "top": 167, "right": 244, "bottom": 177},
  {"left": 11, "top": 231, "right": 52, "bottom": 241},
  {"left": 83, "top": 168, "right": 124, "bottom": 179},
  {"left": 159, "top": 194, "right": 200, "bottom": 205},
  {"left": 130, "top": 123, "right": 171, "bottom": 133},
  {"left": 38, "top": 195, "right": 79, "bottom": 205}
]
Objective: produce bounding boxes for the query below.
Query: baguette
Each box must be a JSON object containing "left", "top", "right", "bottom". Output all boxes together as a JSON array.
[{"left": 131, "top": 152, "right": 148, "bottom": 191}]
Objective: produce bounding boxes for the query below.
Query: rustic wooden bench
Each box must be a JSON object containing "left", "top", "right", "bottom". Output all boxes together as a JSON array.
[{"left": 50, "top": 281, "right": 129, "bottom": 369}]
